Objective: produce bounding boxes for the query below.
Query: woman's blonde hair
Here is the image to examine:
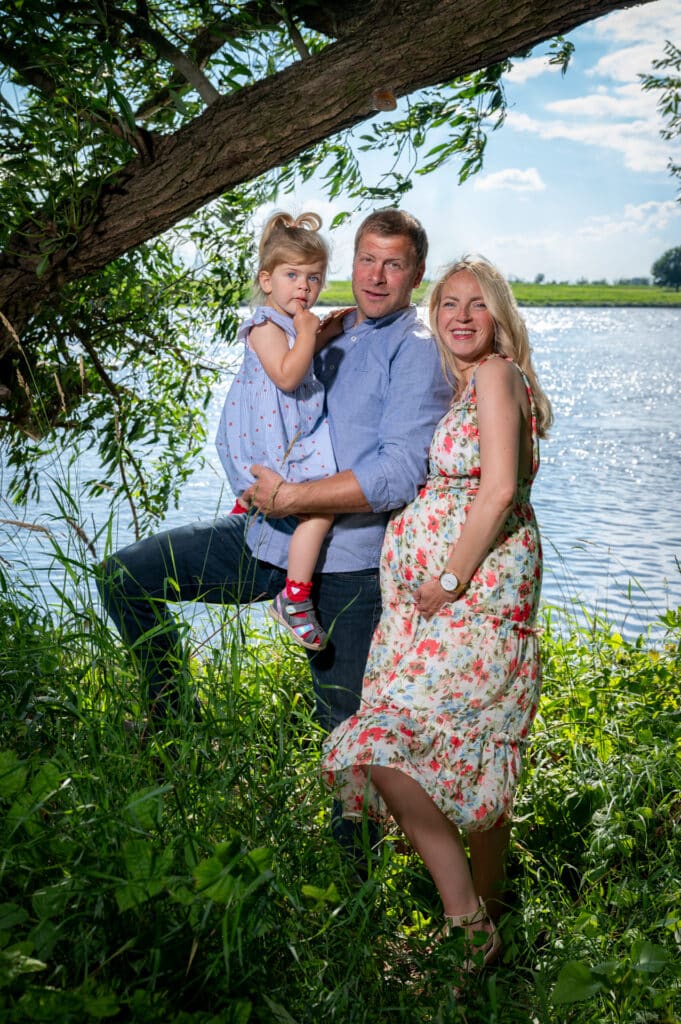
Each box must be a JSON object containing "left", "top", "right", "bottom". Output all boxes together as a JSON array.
[
  {"left": 252, "top": 211, "right": 329, "bottom": 306},
  {"left": 428, "top": 255, "right": 553, "bottom": 437}
]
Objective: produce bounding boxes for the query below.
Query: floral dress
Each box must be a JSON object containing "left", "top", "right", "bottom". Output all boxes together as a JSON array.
[{"left": 321, "top": 356, "right": 543, "bottom": 832}]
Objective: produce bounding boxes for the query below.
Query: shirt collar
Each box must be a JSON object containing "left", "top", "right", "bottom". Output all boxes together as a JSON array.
[{"left": 343, "top": 304, "right": 417, "bottom": 331}]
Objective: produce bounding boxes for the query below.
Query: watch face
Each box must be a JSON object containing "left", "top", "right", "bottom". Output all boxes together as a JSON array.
[{"left": 440, "top": 572, "right": 460, "bottom": 592}]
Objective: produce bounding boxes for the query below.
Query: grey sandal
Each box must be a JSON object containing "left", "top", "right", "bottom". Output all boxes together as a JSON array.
[{"left": 269, "top": 591, "right": 328, "bottom": 650}]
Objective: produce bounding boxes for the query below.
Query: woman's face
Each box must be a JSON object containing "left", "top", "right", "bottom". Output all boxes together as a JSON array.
[{"left": 436, "top": 269, "right": 496, "bottom": 372}]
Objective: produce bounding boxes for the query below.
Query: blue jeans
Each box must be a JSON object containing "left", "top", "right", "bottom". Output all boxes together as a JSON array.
[{"left": 97, "top": 514, "right": 381, "bottom": 733}]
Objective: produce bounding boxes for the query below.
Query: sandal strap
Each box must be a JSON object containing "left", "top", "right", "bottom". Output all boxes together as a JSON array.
[
  {"left": 281, "top": 597, "right": 315, "bottom": 614},
  {"left": 446, "top": 900, "right": 489, "bottom": 931},
  {"left": 445, "top": 897, "right": 501, "bottom": 969},
  {"left": 270, "top": 591, "right": 328, "bottom": 649},
  {"left": 281, "top": 598, "right": 321, "bottom": 639}
]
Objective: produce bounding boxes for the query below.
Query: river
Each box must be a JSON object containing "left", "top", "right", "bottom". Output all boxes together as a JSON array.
[{"left": 1, "top": 306, "right": 680, "bottom": 641}]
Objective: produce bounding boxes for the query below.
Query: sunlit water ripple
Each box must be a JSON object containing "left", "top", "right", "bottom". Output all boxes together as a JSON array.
[
  {"left": 2, "top": 306, "right": 680, "bottom": 641},
  {"left": 527, "top": 307, "right": 680, "bottom": 635}
]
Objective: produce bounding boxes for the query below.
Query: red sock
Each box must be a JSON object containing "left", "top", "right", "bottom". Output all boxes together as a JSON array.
[
  {"left": 230, "top": 500, "right": 249, "bottom": 514},
  {"left": 285, "top": 578, "right": 313, "bottom": 603}
]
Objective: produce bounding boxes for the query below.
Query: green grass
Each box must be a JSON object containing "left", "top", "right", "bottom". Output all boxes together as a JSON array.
[
  {"left": 0, "top": 536, "right": 680, "bottom": 1023},
  {"left": 318, "top": 281, "right": 681, "bottom": 307}
]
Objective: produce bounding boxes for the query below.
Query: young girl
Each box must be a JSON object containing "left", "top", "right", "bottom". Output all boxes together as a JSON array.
[{"left": 215, "top": 211, "right": 335, "bottom": 651}]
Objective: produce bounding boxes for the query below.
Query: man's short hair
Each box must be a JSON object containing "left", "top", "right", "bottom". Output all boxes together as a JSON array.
[{"left": 354, "top": 208, "right": 428, "bottom": 267}]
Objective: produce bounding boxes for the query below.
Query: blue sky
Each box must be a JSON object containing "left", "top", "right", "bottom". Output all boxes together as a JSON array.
[{"left": 263, "top": 0, "right": 680, "bottom": 284}]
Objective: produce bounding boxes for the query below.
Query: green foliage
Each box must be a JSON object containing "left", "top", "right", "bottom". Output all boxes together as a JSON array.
[
  {"left": 512, "top": 605, "right": 681, "bottom": 1022},
  {"left": 651, "top": 246, "right": 681, "bottom": 291},
  {"left": 276, "top": 61, "right": 514, "bottom": 223},
  {"left": 0, "top": 543, "right": 679, "bottom": 1022},
  {"left": 1, "top": 192, "right": 258, "bottom": 535},
  {"left": 640, "top": 40, "right": 681, "bottom": 199},
  {"left": 0, "top": 1, "right": 598, "bottom": 529}
]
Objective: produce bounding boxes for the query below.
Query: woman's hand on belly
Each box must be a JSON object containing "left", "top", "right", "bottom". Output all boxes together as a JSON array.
[{"left": 414, "top": 577, "right": 462, "bottom": 619}]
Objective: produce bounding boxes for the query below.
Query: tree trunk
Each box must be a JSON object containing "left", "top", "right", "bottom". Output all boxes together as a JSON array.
[{"left": 0, "top": 0, "right": 655, "bottom": 346}]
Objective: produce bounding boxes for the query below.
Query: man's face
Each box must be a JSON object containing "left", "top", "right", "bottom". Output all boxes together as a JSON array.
[{"left": 351, "top": 232, "right": 424, "bottom": 323}]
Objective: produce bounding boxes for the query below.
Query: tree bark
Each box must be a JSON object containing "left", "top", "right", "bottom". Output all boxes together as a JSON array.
[{"left": 0, "top": 0, "right": 656, "bottom": 347}]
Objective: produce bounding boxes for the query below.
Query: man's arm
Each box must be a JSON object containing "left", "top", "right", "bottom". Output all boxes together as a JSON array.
[
  {"left": 243, "top": 465, "right": 371, "bottom": 517},
  {"left": 243, "top": 315, "right": 450, "bottom": 519}
]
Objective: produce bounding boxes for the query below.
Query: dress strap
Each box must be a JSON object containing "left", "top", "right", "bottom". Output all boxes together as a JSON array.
[{"left": 467, "top": 355, "right": 540, "bottom": 482}]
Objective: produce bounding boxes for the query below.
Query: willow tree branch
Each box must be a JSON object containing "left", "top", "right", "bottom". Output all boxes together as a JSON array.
[
  {"left": 0, "top": 38, "right": 157, "bottom": 159},
  {"left": 119, "top": 10, "right": 221, "bottom": 106},
  {"left": 271, "top": 3, "right": 311, "bottom": 59},
  {"left": 132, "top": 0, "right": 369, "bottom": 120},
  {"left": 0, "top": 39, "right": 56, "bottom": 96},
  {"left": 0, "top": 0, "right": 658, "bottom": 359}
]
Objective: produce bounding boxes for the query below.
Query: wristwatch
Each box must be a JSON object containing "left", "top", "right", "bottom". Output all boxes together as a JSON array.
[{"left": 439, "top": 570, "right": 461, "bottom": 594}]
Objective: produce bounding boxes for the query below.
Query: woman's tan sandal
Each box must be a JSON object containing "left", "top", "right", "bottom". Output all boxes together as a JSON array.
[{"left": 444, "top": 898, "right": 502, "bottom": 994}]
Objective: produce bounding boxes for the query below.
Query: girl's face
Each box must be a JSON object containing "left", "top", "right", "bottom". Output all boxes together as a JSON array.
[
  {"left": 259, "top": 261, "right": 325, "bottom": 316},
  {"left": 436, "top": 269, "right": 496, "bottom": 372}
]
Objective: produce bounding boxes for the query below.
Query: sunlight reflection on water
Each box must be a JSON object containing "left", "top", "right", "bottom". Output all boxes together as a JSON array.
[
  {"left": 2, "top": 306, "right": 680, "bottom": 640},
  {"left": 526, "top": 307, "right": 681, "bottom": 635}
]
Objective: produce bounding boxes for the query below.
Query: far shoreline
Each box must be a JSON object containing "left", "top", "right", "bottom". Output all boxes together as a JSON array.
[{"left": 316, "top": 281, "right": 681, "bottom": 308}]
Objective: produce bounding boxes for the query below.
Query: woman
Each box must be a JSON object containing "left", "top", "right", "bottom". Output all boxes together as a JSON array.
[{"left": 321, "top": 255, "right": 552, "bottom": 979}]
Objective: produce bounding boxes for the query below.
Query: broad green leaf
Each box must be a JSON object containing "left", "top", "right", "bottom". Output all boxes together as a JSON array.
[
  {"left": 301, "top": 882, "right": 340, "bottom": 908},
  {"left": 193, "top": 856, "right": 238, "bottom": 903},
  {"left": 0, "top": 948, "right": 47, "bottom": 987},
  {"left": 81, "top": 990, "right": 120, "bottom": 1019},
  {"left": 631, "top": 940, "right": 670, "bottom": 974},
  {"left": 552, "top": 961, "right": 608, "bottom": 1004},
  {"left": 0, "top": 751, "right": 27, "bottom": 798},
  {"left": 0, "top": 904, "right": 29, "bottom": 931},
  {"left": 124, "top": 787, "right": 165, "bottom": 831},
  {"left": 32, "top": 882, "right": 71, "bottom": 920}
]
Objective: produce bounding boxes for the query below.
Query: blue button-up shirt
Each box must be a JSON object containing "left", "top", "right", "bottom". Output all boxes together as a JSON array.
[{"left": 245, "top": 304, "right": 451, "bottom": 572}]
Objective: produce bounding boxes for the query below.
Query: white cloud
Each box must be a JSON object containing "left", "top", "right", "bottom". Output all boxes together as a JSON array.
[
  {"left": 484, "top": 199, "right": 681, "bottom": 280},
  {"left": 623, "top": 199, "right": 679, "bottom": 228},
  {"left": 501, "top": 3, "right": 676, "bottom": 179},
  {"left": 473, "top": 167, "right": 546, "bottom": 192},
  {"left": 579, "top": 200, "right": 680, "bottom": 241},
  {"left": 547, "top": 83, "right": 658, "bottom": 119},
  {"left": 593, "top": 0, "right": 681, "bottom": 44},
  {"left": 507, "top": 55, "right": 561, "bottom": 84},
  {"left": 589, "top": 43, "right": 670, "bottom": 83},
  {"left": 508, "top": 111, "right": 670, "bottom": 173}
]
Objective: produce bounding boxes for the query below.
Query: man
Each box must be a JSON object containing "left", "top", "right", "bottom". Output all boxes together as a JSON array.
[
  {"left": 100, "top": 207, "right": 449, "bottom": 724},
  {"left": 98, "top": 207, "right": 450, "bottom": 860}
]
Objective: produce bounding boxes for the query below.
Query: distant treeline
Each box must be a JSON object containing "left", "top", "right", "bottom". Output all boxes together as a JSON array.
[{"left": 318, "top": 281, "right": 681, "bottom": 307}]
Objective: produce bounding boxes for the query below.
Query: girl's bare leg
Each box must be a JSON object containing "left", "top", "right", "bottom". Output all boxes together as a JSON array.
[{"left": 287, "top": 514, "right": 334, "bottom": 582}]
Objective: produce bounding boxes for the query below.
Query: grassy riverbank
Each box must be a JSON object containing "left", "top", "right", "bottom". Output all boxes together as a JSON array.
[
  {"left": 319, "top": 281, "right": 681, "bottom": 307},
  {"left": 1, "top": 562, "right": 679, "bottom": 1023}
]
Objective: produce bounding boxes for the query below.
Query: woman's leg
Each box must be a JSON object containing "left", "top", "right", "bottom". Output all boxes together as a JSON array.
[
  {"left": 368, "top": 765, "right": 479, "bottom": 917},
  {"left": 468, "top": 824, "right": 511, "bottom": 922}
]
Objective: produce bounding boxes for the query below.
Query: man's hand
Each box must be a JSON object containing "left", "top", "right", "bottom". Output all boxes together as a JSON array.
[
  {"left": 316, "top": 306, "right": 355, "bottom": 348},
  {"left": 413, "top": 578, "right": 457, "bottom": 619},
  {"left": 241, "top": 465, "right": 294, "bottom": 518}
]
